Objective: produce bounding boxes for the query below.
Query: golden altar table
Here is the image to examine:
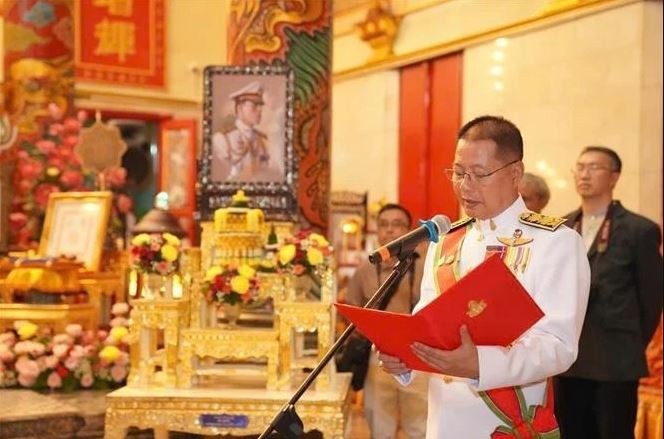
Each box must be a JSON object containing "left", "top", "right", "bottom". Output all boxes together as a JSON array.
[{"left": 105, "top": 372, "right": 352, "bottom": 439}]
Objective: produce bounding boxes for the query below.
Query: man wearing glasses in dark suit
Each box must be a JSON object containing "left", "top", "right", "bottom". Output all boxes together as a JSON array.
[{"left": 555, "top": 146, "right": 663, "bottom": 439}]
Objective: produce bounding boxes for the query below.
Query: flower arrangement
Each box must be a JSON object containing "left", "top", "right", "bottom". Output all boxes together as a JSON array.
[
  {"left": 203, "top": 264, "right": 261, "bottom": 305},
  {"left": 130, "top": 233, "right": 181, "bottom": 275},
  {"left": 0, "top": 303, "right": 131, "bottom": 391},
  {"left": 277, "top": 231, "right": 333, "bottom": 276},
  {"left": 9, "top": 104, "right": 132, "bottom": 249}
]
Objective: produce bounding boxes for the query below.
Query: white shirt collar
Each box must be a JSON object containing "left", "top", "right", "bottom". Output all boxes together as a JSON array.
[{"left": 476, "top": 196, "right": 526, "bottom": 234}]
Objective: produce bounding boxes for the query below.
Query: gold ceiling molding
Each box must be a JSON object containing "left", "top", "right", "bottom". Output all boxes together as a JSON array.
[
  {"left": 334, "top": 0, "right": 452, "bottom": 37},
  {"left": 333, "top": 0, "right": 638, "bottom": 82},
  {"left": 75, "top": 86, "right": 201, "bottom": 113}
]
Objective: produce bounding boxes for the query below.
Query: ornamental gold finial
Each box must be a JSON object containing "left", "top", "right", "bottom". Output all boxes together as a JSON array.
[{"left": 356, "top": 0, "right": 401, "bottom": 62}]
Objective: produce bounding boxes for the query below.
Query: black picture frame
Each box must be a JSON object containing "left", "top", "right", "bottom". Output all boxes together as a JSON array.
[{"left": 197, "top": 64, "right": 297, "bottom": 221}]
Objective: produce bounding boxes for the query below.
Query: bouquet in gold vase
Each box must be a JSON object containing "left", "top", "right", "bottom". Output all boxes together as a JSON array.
[{"left": 129, "top": 233, "right": 181, "bottom": 275}]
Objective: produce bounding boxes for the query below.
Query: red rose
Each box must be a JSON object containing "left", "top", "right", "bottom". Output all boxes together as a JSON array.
[
  {"left": 60, "top": 170, "right": 83, "bottom": 188},
  {"left": 56, "top": 364, "right": 69, "bottom": 378},
  {"left": 34, "top": 184, "right": 60, "bottom": 208}
]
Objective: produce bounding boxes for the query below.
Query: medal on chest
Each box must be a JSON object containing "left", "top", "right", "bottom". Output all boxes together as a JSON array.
[{"left": 489, "top": 229, "right": 533, "bottom": 274}]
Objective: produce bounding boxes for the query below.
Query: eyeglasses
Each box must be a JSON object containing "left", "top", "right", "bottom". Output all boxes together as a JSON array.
[
  {"left": 377, "top": 220, "right": 409, "bottom": 230},
  {"left": 572, "top": 163, "right": 617, "bottom": 175},
  {"left": 444, "top": 159, "right": 519, "bottom": 184}
]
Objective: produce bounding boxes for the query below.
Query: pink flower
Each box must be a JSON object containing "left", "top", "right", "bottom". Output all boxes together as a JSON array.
[
  {"left": 47, "top": 156, "right": 65, "bottom": 168},
  {"left": 97, "top": 330, "right": 109, "bottom": 340},
  {"left": 70, "top": 345, "right": 85, "bottom": 359},
  {"left": 47, "top": 371, "right": 62, "bottom": 389},
  {"left": 18, "top": 161, "right": 43, "bottom": 179},
  {"left": 48, "top": 123, "right": 64, "bottom": 136},
  {"left": 104, "top": 167, "right": 127, "bottom": 187},
  {"left": 0, "top": 332, "right": 17, "bottom": 346},
  {"left": 17, "top": 179, "right": 33, "bottom": 195},
  {"left": 116, "top": 194, "right": 133, "bottom": 214},
  {"left": 8, "top": 212, "right": 27, "bottom": 229},
  {"left": 63, "top": 118, "right": 80, "bottom": 133},
  {"left": 65, "top": 324, "right": 82, "bottom": 338},
  {"left": 35, "top": 139, "right": 56, "bottom": 154},
  {"left": 115, "top": 352, "right": 129, "bottom": 366},
  {"left": 53, "top": 334, "right": 73, "bottom": 345},
  {"left": 111, "top": 303, "right": 130, "bottom": 316},
  {"left": 80, "top": 374, "right": 94, "bottom": 388},
  {"left": 62, "top": 134, "right": 79, "bottom": 148},
  {"left": 0, "top": 348, "right": 15, "bottom": 363},
  {"left": 48, "top": 102, "right": 63, "bottom": 120},
  {"left": 110, "top": 364, "right": 128, "bottom": 382},
  {"left": 60, "top": 170, "right": 83, "bottom": 188},
  {"left": 34, "top": 184, "right": 60, "bottom": 208},
  {"left": 77, "top": 110, "right": 88, "bottom": 122},
  {"left": 15, "top": 357, "right": 40, "bottom": 379},
  {"left": 53, "top": 344, "right": 70, "bottom": 358},
  {"left": 13, "top": 341, "right": 45, "bottom": 357},
  {"left": 44, "top": 355, "right": 59, "bottom": 369},
  {"left": 18, "top": 373, "right": 37, "bottom": 387},
  {"left": 64, "top": 355, "right": 80, "bottom": 371},
  {"left": 155, "top": 261, "right": 173, "bottom": 275}
]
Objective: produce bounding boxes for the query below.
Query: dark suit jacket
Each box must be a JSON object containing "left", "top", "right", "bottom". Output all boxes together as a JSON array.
[{"left": 561, "top": 201, "right": 663, "bottom": 381}]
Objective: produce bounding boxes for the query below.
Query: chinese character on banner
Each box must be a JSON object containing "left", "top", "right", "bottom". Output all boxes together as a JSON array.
[
  {"left": 93, "top": 0, "right": 134, "bottom": 17},
  {"left": 75, "top": 0, "right": 165, "bottom": 88}
]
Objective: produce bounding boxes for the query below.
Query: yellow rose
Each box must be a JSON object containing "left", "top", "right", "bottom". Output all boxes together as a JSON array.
[
  {"left": 307, "top": 247, "right": 324, "bottom": 266},
  {"left": 131, "top": 233, "right": 151, "bottom": 246},
  {"left": 205, "top": 266, "right": 223, "bottom": 281},
  {"left": 46, "top": 166, "right": 60, "bottom": 177},
  {"left": 231, "top": 275, "right": 250, "bottom": 294},
  {"left": 279, "top": 244, "right": 296, "bottom": 265},
  {"left": 109, "top": 326, "right": 129, "bottom": 342},
  {"left": 17, "top": 321, "right": 38, "bottom": 340},
  {"left": 161, "top": 244, "right": 178, "bottom": 262},
  {"left": 308, "top": 233, "right": 330, "bottom": 248},
  {"left": 162, "top": 233, "right": 180, "bottom": 247},
  {"left": 260, "top": 260, "right": 276, "bottom": 269},
  {"left": 238, "top": 264, "right": 256, "bottom": 279},
  {"left": 99, "top": 345, "right": 121, "bottom": 362}
]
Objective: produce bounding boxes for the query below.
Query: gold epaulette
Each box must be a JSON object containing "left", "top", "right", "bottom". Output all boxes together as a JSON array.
[
  {"left": 518, "top": 212, "right": 565, "bottom": 231},
  {"left": 451, "top": 216, "right": 474, "bottom": 229}
]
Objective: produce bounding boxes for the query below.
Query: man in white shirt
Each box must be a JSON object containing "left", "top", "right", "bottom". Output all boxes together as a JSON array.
[
  {"left": 378, "top": 115, "right": 591, "bottom": 438},
  {"left": 211, "top": 81, "right": 270, "bottom": 181}
]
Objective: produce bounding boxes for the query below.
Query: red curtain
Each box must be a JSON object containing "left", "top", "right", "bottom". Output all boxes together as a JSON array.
[{"left": 399, "top": 53, "right": 462, "bottom": 223}]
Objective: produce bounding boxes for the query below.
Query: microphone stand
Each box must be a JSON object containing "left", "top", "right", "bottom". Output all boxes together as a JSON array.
[{"left": 257, "top": 252, "right": 416, "bottom": 439}]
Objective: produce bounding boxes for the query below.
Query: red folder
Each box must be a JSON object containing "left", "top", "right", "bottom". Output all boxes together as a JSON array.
[{"left": 335, "top": 254, "right": 544, "bottom": 373}]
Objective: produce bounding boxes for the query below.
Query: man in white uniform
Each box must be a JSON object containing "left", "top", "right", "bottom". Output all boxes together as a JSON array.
[
  {"left": 378, "top": 115, "right": 591, "bottom": 438},
  {"left": 211, "top": 81, "right": 270, "bottom": 181}
]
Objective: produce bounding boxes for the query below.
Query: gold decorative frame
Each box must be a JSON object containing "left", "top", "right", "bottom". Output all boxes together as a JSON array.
[{"left": 38, "top": 191, "right": 112, "bottom": 271}]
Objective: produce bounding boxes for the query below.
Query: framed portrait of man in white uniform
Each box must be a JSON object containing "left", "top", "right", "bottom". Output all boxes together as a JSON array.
[{"left": 198, "top": 65, "right": 297, "bottom": 222}]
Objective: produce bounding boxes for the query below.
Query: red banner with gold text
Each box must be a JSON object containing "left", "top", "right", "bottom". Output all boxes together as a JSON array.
[{"left": 74, "top": 0, "right": 165, "bottom": 88}]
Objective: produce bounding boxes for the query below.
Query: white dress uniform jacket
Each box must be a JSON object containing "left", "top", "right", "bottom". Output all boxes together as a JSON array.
[{"left": 398, "top": 196, "right": 590, "bottom": 438}]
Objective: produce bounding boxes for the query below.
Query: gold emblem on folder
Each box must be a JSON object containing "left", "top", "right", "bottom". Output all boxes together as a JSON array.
[{"left": 466, "top": 300, "right": 487, "bottom": 318}]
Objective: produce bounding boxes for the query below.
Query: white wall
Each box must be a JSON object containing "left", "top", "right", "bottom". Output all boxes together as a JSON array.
[
  {"left": 462, "top": 1, "right": 662, "bottom": 222},
  {"left": 331, "top": 70, "right": 400, "bottom": 206}
]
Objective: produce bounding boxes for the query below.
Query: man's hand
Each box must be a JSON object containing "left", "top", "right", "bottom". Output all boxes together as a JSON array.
[
  {"left": 376, "top": 347, "right": 411, "bottom": 375},
  {"left": 411, "top": 325, "right": 479, "bottom": 379}
]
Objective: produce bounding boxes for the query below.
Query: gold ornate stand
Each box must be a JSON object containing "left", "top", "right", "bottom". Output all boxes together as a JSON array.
[
  {"left": 127, "top": 299, "right": 190, "bottom": 388},
  {"left": 277, "top": 301, "right": 334, "bottom": 390},
  {"left": 178, "top": 328, "right": 281, "bottom": 390},
  {"left": 105, "top": 373, "right": 352, "bottom": 439}
]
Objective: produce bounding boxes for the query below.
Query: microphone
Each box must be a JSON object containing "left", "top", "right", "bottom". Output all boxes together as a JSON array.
[{"left": 369, "top": 215, "right": 452, "bottom": 265}]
